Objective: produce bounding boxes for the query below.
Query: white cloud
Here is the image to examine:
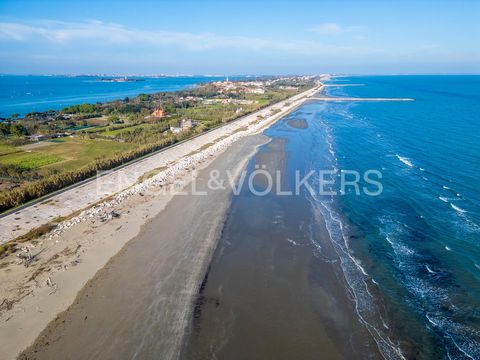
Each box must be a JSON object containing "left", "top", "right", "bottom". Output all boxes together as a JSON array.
[
  {"left": 0, "top": 20, "right": 300, "bottom": 52},
  {"left": 310, "top": 23, "right": 363, "bottom": 35}
]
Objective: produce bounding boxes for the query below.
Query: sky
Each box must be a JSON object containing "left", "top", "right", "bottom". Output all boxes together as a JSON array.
[{"left": 0, "top": 0, "right": 479, "bottom": 75}]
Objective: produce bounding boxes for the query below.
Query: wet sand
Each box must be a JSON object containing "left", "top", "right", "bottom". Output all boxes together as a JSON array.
[
  {"left": 287, "top": 118, "right": 308, "bottom": 129},
  {"left": 181, "top": 138, "right": 383, "bottom": 359},
  {"left": 19, "top": 135, "right": 270, "bottom": 360}
]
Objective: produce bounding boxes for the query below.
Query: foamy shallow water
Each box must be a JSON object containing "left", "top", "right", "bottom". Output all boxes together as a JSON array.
[{"left": 314, "top": 75, "right": 480, "bottom": 359}]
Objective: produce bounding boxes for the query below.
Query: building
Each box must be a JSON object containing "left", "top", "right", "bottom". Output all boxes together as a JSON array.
[
  {"left": 28, "top": 134, "right": 50, "bottom": 141},
  {"left": 181, "top": 119, "right": 195, "bottom": 131},
  {"left": 151, "top": 107, "right": 167, "bottom": 118},
  {"left": 169, "top": 126, "right": 183, "bottom": 134},
  {"left": 244, "top": 87, "right": 265, "bottom": 94},
  {"left": 170, "top": 119, "right": 197, "bottom": 134}
]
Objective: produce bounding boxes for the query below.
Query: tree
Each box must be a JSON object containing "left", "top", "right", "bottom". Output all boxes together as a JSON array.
[
  {"left": 107, "top": 114, "right": 120, "bottom": 123},
  {"left": 10, "top": 123, "right": 28, "bottom": 136},
  {"left": 137, "top": 93, "right": 150, "bottom": 102}
]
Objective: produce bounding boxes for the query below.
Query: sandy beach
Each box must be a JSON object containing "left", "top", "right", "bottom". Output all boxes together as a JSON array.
[
  {"left": 0, "top": 85, "right": 321, "bottom": 360},
  {"left": 18, "top": 134, "right": 271, "bottom": 360}
]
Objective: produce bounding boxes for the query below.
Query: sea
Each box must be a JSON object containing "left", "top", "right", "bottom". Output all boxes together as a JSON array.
[
  {"left": 0, "top": 75, "right": 246, "bottom": 117},
  {"left": 319, "top": 75, "right": 480, "bottom": 359},
  {"left": 184, "top": 75, "right": 480, "bottom": 360}
]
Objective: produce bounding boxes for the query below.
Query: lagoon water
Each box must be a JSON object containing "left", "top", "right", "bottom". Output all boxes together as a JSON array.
[
  {"left": 185, "top": 76, "right": 480, "bottom": 359},
  {"left": 0, "top": 75, "right": 243, "bottom": 116}
]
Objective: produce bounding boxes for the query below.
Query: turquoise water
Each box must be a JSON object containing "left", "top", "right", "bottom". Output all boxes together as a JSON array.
[
  {"left": 298, "top": 76, "right": 480, "bottom": 359},
  {"left": 0, "top": 75, "right": 244, "bottom": 116}
]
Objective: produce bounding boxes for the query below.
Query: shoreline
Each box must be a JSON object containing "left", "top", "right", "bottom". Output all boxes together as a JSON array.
[
  {"left": 181, "top": 102, "right": 385, "bottom": 360},
  {"left": 0, "top": 85, "right": 321, "bottom": 359}
]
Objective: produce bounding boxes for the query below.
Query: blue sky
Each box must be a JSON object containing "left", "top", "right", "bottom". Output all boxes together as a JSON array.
[{"left": 0, "top": 0, "right": 479, "bottom": 75}]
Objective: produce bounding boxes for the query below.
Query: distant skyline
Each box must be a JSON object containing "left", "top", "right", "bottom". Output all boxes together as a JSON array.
[{"left": 0, "top": 0, "right": 479, "bottom": 75}]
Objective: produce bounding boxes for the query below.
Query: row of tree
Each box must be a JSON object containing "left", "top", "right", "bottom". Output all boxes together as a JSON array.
[
  {"left": 0, "top": 135, "right": 180, "bottom": 212},
  {"left": 0, "top": 122, "right": 29, "bottom": 136}
]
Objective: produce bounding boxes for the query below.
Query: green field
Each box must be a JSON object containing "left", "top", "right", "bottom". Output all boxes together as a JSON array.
[
  {"left": 36, "top": 138, "right": 138, "bottom": 172},
  {"left": 102, "top": 123, "right": 153, "bottom": 136},
  {"left": 0, "top": 152, "right": 63, "bottom": 170},
  {"left": 0, "top": 137, "right": 138, "bottom": 173}
]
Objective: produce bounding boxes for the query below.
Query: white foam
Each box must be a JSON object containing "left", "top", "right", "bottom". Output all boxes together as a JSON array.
[
  {"left": 443, "top": 185, "right": 451, "bottom": 190},
  {"left": 451, "top": 203, "right": 467, "bottom": 213},
  {"left": 449, "top": 337, "right": 476, "bottom": 360},
  {"left": 396, "top": 154, "right": 413, "bottom": 167},
  {"left": 385, "top": 235, "right": 394, "bottom": 245},
  {"left": 307, "top": 196, "right": 406, "bottom": 360},
  {"left": 425, "top": 265, "right": 436, "bottom": 274},
  {"left": 445, "top": 246, "right": 452, "bottom": 251},
  {"left": 426, "top": 313, "right": 439, "bottom": 327},
  {"left": 439, "top": 196, "right": 449, "bottom": 203},
  {"left": 287, "top": 238, "right": 300, "bottom": 246}
]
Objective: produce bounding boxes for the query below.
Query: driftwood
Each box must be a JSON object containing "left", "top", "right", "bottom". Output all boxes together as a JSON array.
[
  {"left": 16, "top": 247, "right": 45, "bottom": 267},
  {"left": 46, "top": 277, "right": 57, "bottom": 295},
  {"left": 17, "top": 248, "right": 33, "bottom": 267},
  {"left": 100, "top": 210, "right": 121, "bottom": 222}
]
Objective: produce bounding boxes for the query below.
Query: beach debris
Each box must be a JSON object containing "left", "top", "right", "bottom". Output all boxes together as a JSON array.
[
  {"left": 17, "top": 247, "right": 34, "bottom": 267},
  {"left": 46, "top": 277, "right": 57, "bottom": 295},
  {"left": 70, "top": 258, "right": 81, "bottom": 267},
  {"left": 0, "top": 299, "right": 14, "bottom": 313},
  {"left": 99, "top": 210, "right": 121, "bottom": 222}
]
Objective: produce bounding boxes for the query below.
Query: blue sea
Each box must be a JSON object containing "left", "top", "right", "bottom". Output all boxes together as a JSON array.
[
  {"left": 298, "top": 75, "right": 480, "bottom": 359},
  {"left": 0, "top": 75, "right": 245, "bottom": 117}
]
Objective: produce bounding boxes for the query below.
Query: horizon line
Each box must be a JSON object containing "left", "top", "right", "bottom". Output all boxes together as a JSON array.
[{"left": 1, "top": 72, "right": 480, "bottom": 77}]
